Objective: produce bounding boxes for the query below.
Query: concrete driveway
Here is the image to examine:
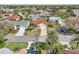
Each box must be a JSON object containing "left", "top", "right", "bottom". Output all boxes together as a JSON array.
[{"left": 15, "top": 21, "right": 29, "bottom": 36}]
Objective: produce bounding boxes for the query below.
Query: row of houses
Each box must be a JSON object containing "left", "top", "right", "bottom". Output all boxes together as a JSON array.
[
  {"left": 2, "top": 9, "right": 65, "bottom": 26},
  {"left": 2, "top": 9, "right": 24, "bottom": 21}
]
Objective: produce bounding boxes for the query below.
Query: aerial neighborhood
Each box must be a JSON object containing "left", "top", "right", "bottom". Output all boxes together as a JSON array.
[{"left": 0, "top": 5, "right": 79, "bottom": 54}]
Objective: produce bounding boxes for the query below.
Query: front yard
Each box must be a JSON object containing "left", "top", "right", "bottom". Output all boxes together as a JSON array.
[
  {"left": 4, "top": 42, "right": 28, "bottom": 51},
  {"left": 24, "top": 24, "right": 40, "bottom": 37}
]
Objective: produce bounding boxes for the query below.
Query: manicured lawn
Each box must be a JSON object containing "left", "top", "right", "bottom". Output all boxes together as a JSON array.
[
  {"left": 40, "top": 17, "right": 48, "bottom": 20},
  {"left": 5, "top": 42, "right": 28, "bottom": 51},
  {"left": 24, "top": 28, "right": 40, "bottom": 36}
]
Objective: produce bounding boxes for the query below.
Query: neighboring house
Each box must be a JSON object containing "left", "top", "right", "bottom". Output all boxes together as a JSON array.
[
  {"left": 46, "top": 8, "right": 53, "bottom": 14},
  {"left": 8, "top": 15, "right": 20, "bottom": 21},
  {"left": 31, "top": 18, "right": 48, "bottom": 42},
  {"left": 11, "top": 20, "right": 29, "bottom": 28},
  {"left": 28, "top": 14, "right": 40, "bottom": 20},
  {"left": 48, "top": 16, "right": 65, "bottom": 26},
  {"left": 3, "top": 11, "right": 24, "bottom": 21},
  {"left": 39, "top": 12, "right": 51, "bottom": 17},
  {"left": 32, "top": 20, "right": 48, "bottom": 25},
  {"left": 65, "top": 50, "right": 79, "bottom": 54},
  {"left": 3, "top": 13, "right": 20, "bottom": 21},
  {"left": 48, "top": 16, "right": 63, "bottom": 22}
]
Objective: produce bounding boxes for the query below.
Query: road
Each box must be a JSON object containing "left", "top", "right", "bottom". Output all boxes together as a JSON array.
[{"left": 4, "top": 35, "right": 37, "bottom": 42}]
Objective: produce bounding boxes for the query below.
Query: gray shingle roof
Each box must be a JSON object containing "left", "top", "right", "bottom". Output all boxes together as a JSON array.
[{"left": 11, "top": 20, "right": 29, "bottom": 27}]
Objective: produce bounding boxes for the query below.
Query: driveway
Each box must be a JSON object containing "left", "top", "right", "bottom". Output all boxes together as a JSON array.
[
  {"left": 15, "top": 26, "right": 26, "bottom": 36},
  {"left": 38, "top": 24, "right": 48, "bottom": 42},
  {"left": 15, "top": 21, "right": 29, "bottom": 36}
]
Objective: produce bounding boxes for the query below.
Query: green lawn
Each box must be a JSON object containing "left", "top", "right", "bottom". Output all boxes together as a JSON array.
[
  {"left": 24, "top": 28, "right": 40, "bottom": 36},
  {"left": 40, "top": 17, "right": 48, "bottom": 20},
  {"left": 5, "top": 42, "right": 28, "bottom": 51}
]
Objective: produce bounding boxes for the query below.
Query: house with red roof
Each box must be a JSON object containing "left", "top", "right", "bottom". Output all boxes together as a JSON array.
[
  {"left": 7, "top": 15, "right": 20, "bottom": 21},
  {"left": 3, "top": 10, "right": 24, "bottom": 21},
  {"left": 32, "top": 20, "right": 48, "bottom": 25},
  {"left": 3, "top": 14, "right": 20, "bottom": 21},
  {"left": 65, "top": 50, "right": 79, "bottom": 54}
]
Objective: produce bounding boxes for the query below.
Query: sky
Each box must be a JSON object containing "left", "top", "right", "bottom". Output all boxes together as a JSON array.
[{"left": 0, "top": 0, "right": 79, "bottom": 5}]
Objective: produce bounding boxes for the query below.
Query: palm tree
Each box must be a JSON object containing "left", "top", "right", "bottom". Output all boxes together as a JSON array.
[{"left": 46, "top": 30, "right": 65, "bottom": 54}]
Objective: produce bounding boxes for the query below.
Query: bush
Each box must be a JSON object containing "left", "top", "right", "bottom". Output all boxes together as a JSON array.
[
  {"left": 53, "top": 13, "right": 67, "bottom": 19},
  {"left": 0, "top": 34, "right": 5, "bottom": 48},
  {"left": 68, "top": 28, "right": 77, "bottom": 34},
  {"left": 69, "top": 40, "right": 78, "bottom": 49},
  {"left": 35, "top": 42, "right": 48, "bottom": 54}
]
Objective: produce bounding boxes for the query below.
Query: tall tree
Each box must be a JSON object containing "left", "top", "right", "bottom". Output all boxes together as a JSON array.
[
  {"left": 70, "top": 36, "right": 79, "bottom": 49},
  {"left": 46, "top": 31, "right": 65, "bottom": 54},
  {"left": 66, "top": 17, "right": 79, "bottom": 32}
]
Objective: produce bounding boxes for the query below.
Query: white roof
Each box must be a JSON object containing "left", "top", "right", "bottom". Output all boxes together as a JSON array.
[
  {"left": 49, "top": 16, "right": 61, "bottom": 20},
  {"left": 49, "top": 16, "right": 62, "bottom": 22}
]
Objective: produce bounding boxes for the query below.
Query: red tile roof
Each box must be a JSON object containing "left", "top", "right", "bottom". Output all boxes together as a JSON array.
[
  {"left": 32, "top": 20, "right": 48, "bottom": 24},
  {"left": 65, "top": 50, "right": 79, "bottom": 54},
  {"left": 7, "top": 15, "right": 20, "bottom": 21}
]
